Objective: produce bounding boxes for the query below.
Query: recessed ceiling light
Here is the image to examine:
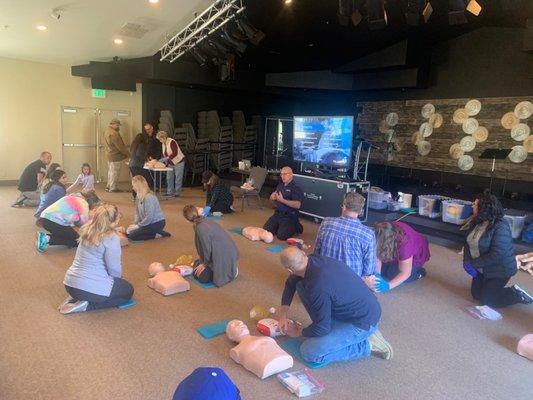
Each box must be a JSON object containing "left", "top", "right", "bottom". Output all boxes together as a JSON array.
[
  {"left": 284, "top": 0, "right": 293, "bottom": 5},
  {"left": 149, "top": 0, "right": 159, "bottom": 4},
  {"left": 36, "top": 25, "right": 47, "bottom": 31},
  {"left": 114, "top": 38, "right": 123, "bottom": 44}
]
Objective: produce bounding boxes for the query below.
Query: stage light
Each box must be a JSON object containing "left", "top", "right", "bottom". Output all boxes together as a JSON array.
[
  {"left": 114, "top": 38, "right": 123, "bottom": 44},
  {"left": 190, "top": 47, "right": 209, "bottom": 67},
  {"left": 235, "top": 16, "right": 265, "bottom": 45},
  {"left": 466, "top": 0, "right": 481, "bottom": 16},
  {"left": 284, "top": 0, "right": 293, "bottom": 5},
  {"left": 217, "top": 25, "right": 247, "bottom": 54},
  {"left": 149, "top": 0, "right": 159, "bottom": 4},
  {"left": 351, "top": 9, "right": 363, "bottom": 27},
  {"left": 36, "top": 25, "right": 47, "bottom": 31},
  {"left": 405, "top": 1, "right": 432, "bottom": 26},
  {"left": 367, "top": 0, "right": 388, "bottom": 30},
  {"left": 338, "top": 0, "right": 352, "bottom": 26},
  {"left": 448, "top": 0, "right": 468, "bottom": 25}
]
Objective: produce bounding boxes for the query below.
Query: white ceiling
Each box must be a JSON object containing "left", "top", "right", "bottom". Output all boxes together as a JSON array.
[{"left": 0, "top": 0, "right": 213, "bottom": 65}]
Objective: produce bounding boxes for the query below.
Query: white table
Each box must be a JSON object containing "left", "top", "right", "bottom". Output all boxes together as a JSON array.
[{"left": 143, "top": 166, "right": 173, "bottom": 199}]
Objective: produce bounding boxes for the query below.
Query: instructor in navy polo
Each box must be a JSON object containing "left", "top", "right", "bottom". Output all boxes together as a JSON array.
[{"left": 263, "top": 166, "right": 304, "bottom": 240}]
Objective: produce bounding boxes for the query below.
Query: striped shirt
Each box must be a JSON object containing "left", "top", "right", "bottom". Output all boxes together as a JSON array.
[{"left": 314, "top": 216, "right": 376, "bottom": 277}]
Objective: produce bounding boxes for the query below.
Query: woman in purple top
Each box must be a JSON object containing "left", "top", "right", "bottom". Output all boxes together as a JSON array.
[{"left": 370, "top": 221, "right": 431, "bottom": 292}]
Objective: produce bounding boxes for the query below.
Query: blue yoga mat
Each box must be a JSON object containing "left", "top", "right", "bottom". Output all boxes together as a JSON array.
[
  {"left": 117, "top": 299, "right": 137, "bottom": 309},
  {"left": 267, "top": 243, "right": 288, "bottom": 253},
  {"left": 197, "top": 319, "right": 232, "bottom": 339},
  {"left": 186, "top": 275, "right": 216, "bottom": 289},
  {"left": 128, "top": 239, "right": 144, "bottom": 244},
  {"left": 280, "top": 338, "right": 327, "bottom": 369},
  {"left": 228, "top": 227, "right": 244, "bottom": 235}
]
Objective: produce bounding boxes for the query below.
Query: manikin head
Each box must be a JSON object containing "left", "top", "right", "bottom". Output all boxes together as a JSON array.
[
  {"left": 144, "top": 122, "right": 154, "bottom": 136},
  {"left": 40, "top": 151, "right": 52, "bottom": 166},
  {"left": 109, "top": 118, "right": 121, "bottom": 131},
  {"left": 341, "top": 191, "right": 365, "bottom": 219},
  {"left": 280, "top": 166, "right": 293, "bottom": 185},
  {"left": 280, "top": 247, "right": 308, "bottom": 277},
  {"left": 226, "top": 319, "right": 250, "bottom": 342},
  {"left": 259, "top": 230, "right": 274, "bottom": 243}
]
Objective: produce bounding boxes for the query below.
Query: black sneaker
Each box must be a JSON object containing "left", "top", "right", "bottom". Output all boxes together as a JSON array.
[
  {"left": 513, "top": 284, "right": 533, "bottom": 304},
  {"left": 418, "top": 268, "right": 427, "bottom": 279}
]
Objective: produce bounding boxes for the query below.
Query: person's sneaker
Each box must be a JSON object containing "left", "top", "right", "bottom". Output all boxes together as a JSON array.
[
  {"left": 57, "top": 295, "right": 75, "bottom": 310},
  {"left": 36, "top": 231, "right": 49, "bottom": 253},
  {"left": 59, "top": 300, "right": 89, "bottom": 315},
  {"left": 155, "top": 233, "right": 162, "bottom": 239},
  {"left": 163, "top": 193, "right": 174, "bottom": 197},
  {"left": 369, "top": 330, "right": 393, "bottom": 360},
  {"left": 161, "top": 231, "right": 171, "bottom": 238},
  {"left": 11, "top": 195, "right": 26, "bottom": 207},
  {"left": 230, "top": 205, "right": 236, "bottom": 212},
  {"left": 513, "top": 284, "right": 533, "bottom": 304},
  {"left": 418, "top": 268, "right": 427, "bottom": 279}
]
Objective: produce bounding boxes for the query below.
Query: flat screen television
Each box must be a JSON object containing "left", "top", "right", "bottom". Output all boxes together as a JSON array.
[{"left": 293, "top": 116, "right": 354, "bottom": 168}]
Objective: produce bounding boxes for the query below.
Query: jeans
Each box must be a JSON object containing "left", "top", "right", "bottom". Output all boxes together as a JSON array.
[
  {"left": 65, "top": 277, "right": 134, "bottom": 311},
  {"left": 381, "top": 263, "right": 425, "bottom": 283},
  {"left": 127, "top": 220, "right": 166, "bottom": 241},
  {"left": 21, "top": 191, "right": 41, "bottom": 207},
  {"left": 166, "top": 162, "right": 185, "bottom": 196},
  {"left": 41, "top": 218, "right": 79, "bottom": 247},
  {"left": 107, "top": 160, "right": 123, "bottom": 191},
  {"left": 263, "top": 211, "right": 303, "bottom": 240},
  {"left": 296, "top": 282, "right": 376, "bottom": 364},
  {"left": 471, "top": 273, "right": 521, "bottom": 308}
]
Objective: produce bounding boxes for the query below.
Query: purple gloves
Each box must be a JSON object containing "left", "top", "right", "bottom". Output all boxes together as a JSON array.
[{"left": 463, "top": 262, "right": 478, "bottom": 278}]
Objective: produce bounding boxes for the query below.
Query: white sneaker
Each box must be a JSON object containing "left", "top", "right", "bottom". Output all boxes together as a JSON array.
[
  {"left": 369, "top": 330, "right": 393, "bottom": 360},
  {"left": 57, "top": 295, "right": 75, "bottom": 310},
  {"left": 59, "top": 300, "right": 89, "bottom": 315}
]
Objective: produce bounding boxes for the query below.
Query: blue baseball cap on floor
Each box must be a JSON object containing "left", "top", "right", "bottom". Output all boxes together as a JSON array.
[{"left": 172, "top": 367, "right": 241, "bottom": 400}]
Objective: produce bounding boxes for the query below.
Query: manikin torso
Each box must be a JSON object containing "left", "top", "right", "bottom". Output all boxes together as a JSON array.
[
  {"left": 226, "top": 320, "right": 292, "bottom": 379},
  {"left": 242, "top": 227, "right": 273, "bottom": 243}
]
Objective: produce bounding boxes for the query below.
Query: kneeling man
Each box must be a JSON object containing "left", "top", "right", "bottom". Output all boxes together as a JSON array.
[
  {"left": 278, "top": 247, "right": 393, "bottom": 365},
  {"left": 263, "top": 167, "right": 303, "bottom": 240}
]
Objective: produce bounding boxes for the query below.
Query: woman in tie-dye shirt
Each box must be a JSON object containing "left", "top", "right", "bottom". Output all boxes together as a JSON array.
[{"left": 36, "top": 191, "right": 101, "bottom": 252}]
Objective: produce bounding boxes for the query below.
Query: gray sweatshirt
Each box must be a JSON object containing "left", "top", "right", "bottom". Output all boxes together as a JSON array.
[
  {"left": 64, "top": 234, "right": 122, "bottom": 296},
  {"left": 134, "top": 193, "right": 165, "bottom": 226}
]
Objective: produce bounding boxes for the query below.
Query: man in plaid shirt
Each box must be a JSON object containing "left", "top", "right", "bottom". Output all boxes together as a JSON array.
[{"left": 314, "top": 192, "right": 376, "bottom": 277}]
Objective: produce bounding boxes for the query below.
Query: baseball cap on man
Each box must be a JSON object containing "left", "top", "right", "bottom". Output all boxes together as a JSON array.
[
  {"left": 110, "top": 118, "right": 121, "bottom": 125},
  {"left": 201, "top": 170, "right": 214, "bottom": 184},
  {"left": 172, "top": 367, "right": 241, "bottom": 400}
]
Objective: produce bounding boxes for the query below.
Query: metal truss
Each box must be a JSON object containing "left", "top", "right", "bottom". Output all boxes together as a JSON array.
[{"left": 160, "top": 0, "right": 245, "bottom": 63}]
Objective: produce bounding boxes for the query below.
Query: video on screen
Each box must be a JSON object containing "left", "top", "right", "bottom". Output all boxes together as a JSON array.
[{"left": 293, "top": 116, "right": 354, "bottom": 168}]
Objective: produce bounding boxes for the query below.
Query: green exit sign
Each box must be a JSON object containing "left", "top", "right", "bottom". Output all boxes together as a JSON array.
[{"left": 92, "top": 89, "right": 106, "bottom": 98}]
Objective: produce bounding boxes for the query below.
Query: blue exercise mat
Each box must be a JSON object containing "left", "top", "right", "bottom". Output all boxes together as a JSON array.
[
  {"left": 117, "top": 299, "right": 137, "bottom": 309},
  {"left": 228, "top": 227, "right": 244, "bottom": 235},
  {"left": 186, "top": 275, "right": 216, "bottom": 289},
  {"left": 128, "top": 239, "right": 144, "bottom": 244},
  {"left": 197, "top": 319, "right": 232, "bottom": 339},
  {"left": 280, "top": 338, "right": 327, "bottom": 369},
  {"left": 267, "top": 243, "right": 288, "bottom": 253}
]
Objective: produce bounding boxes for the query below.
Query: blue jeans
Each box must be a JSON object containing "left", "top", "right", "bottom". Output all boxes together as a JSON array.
[
  {"left": 167, "top": 162, "right": 185, "bottom": 196},
  {"left": 296, "top": 282, "right": 376, "bottom": 364},
  {"left": 381, "top": 263, "right": 424, "bottom": 283}
]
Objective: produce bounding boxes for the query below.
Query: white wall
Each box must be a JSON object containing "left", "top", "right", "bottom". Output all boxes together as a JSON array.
[{"left": 0, "top": 57, "right": 142, "bottom": 181}]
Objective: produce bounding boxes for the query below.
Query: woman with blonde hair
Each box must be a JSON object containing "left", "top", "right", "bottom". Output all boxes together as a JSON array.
[
  {"left": 127, "top": 175, "right": 170, "bottom": 241},
  {"left": 183, "top": 204, "right": 239, "bottom": 287},
  {"left": 60, "top": 203, "right": 134, "bottom": 314},
  {"left": 370, "top": 221, "right": 430, "bottom": 292},
  {"left": 156, "top": 130, "right": 185, "bottom": 197}
]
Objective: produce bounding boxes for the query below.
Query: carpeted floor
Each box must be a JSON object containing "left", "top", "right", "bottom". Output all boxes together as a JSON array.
[{"left": 0, "top": 185, "right": 531, "bottom": 400}]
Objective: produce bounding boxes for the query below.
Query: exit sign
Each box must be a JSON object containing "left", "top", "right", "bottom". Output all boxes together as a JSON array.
[{"left": 92, "top": 89, "right": 106, "bottom": 98}]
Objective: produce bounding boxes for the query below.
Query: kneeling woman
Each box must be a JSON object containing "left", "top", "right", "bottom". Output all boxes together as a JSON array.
[
  {"left": 462, "top": 193, "right": 532, "bottom": 307},
  {"left": 372, "top": 221, "right": 431, "bottom": 292},
  {"left": 127, "top": 175, "right": 170, "bottom": 240},
  {"left": 202, "top": 171, "right": 234, "bottom": 214},
  {"left": 183, "top": 204, "right": 239, "bottom": 287},
  {"left": 60, "top": 204, "right": 134, "bottom": 314},
  {"left": 36, "top": 190, "right": 101, "bottom": 252}
]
